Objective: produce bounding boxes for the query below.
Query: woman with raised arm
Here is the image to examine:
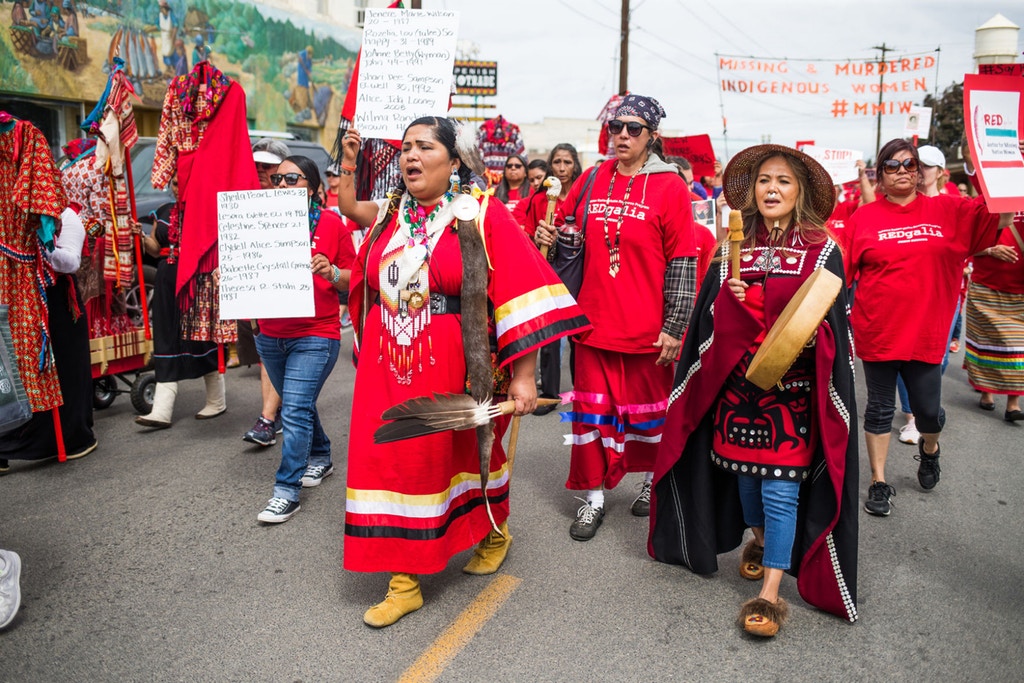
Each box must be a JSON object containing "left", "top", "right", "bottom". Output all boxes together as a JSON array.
[{"left": 341, "top": 117, "right": 589, "bottom": 628}]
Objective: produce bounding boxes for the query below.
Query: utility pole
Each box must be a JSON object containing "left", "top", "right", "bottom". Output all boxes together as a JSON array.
[
  {"left": 871, "top": 43, "right": 891, "bottom": 155},
  {"left": 619, "top": 0, "right": 629, "bottom": 94}
]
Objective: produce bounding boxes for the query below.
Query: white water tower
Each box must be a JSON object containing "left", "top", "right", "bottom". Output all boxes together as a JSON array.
[{"left": 974, "top": 13, "right": 1020, "bottom": 68}]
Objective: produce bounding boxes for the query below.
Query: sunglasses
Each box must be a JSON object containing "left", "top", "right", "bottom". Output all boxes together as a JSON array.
[
  {"left": 881, "top": 158, "right": 919, "bottom": 174},
  {"left": 325, "top": 171, "right": 339, "bottom": 177},
  {"left": 256, "top": 162, "right": 277, "bottom": 171},
  {"left": 271, "top": 172, "right": 307, "bottom": 186},
  {"left": 608, "top": 120, "right": 651, "bottom": 137},
  {"left": 505, "top": 163, "right": 524, "bottom": 169}
]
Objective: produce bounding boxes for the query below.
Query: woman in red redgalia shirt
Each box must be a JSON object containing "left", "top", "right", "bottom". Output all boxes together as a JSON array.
[{"left": 845, "top": 138, "right": 1013, "bottom": 518}]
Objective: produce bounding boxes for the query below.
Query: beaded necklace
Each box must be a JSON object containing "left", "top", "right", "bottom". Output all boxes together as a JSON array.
[
  {"left": 603, "top": 162, "right": 640, "bottom": 277},
  {"left": 403, "top": 193, "right": 450, "bottom": 250}
]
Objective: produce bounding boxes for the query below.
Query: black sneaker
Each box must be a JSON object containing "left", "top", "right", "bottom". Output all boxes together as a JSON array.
[
  {"left": 915, "top": 440, "right": 941, "bottom": 490},
  {"left": 569, "top": 500, "right": 605, "bottom": 541},
  {"left": 274, "top": 408, "right": 283, "bottom": 434},
  {"left": 243, "top": 417, "right": 276, "bottom": 447},
  {"left": 864, "top": 482, "right": 896, "bottom": 516},
  {"left": 300, "top": 464, "right": 334, "bottom": 488},
  {"left": 257, "top": 497, "right": 300, "bottom": 523},
  {"left": 630, "top": 481, "right": 651, "bottom": 517},
  {"left": 0, "top": 460, "right": 9, "bottom": 476}
]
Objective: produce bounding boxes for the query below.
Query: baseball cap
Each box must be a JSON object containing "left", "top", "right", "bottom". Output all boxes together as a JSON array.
[{"left": 917, "top": 145, "right": 945, "bottom": 168}]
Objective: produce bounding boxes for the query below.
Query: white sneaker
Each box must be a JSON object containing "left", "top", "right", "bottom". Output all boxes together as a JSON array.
[
  {"left": 0, "top": 550, "right": 22, "bottom": 630},
  {"left": 898, "top": 419, "right": 920, "bottom": 445}
]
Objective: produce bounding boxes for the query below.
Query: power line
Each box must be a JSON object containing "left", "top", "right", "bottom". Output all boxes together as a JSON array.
[
  {"left": 555, "top": 0, "right": 619, "bottom": 33},
  {"left": 690, "top": 0, "right": 775, "bottom": 56},
  {"left": 629, "top": 40, "right": 718, "bottom": 87},
  {"left": 591, "top": 0, "right": 620, "bottom": 18}
]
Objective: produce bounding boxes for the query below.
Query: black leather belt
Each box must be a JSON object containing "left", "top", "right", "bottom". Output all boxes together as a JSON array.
[
  {"left": 428, "top": 292, "right": 460, "bottom": 314},
  {"left": 375, "top": 292, "right": 461, "bottom": 315}
]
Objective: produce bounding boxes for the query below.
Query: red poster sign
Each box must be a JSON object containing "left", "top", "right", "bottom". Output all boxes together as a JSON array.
[
  {"left": 963, "top": 73, "right": 1024, "bottom": 213},
  {"left": 661, "top": 135, "right": 716, "bottom": 179}
]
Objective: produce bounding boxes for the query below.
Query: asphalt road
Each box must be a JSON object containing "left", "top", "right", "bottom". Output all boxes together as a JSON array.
[{"left": 2, "top": 333, "right": 1022, "bottom": 682}]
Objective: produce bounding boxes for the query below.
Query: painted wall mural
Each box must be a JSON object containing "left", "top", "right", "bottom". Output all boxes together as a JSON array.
[{"left": 1, "top": 0, "right": 359, "bottom": 132}]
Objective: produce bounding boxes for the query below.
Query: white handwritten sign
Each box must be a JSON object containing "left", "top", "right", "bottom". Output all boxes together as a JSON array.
[
  {"left": 218, "top": 188, "right": 314, "bottom": 320},
  {"left": 354, "top": 8, "right": 459, "bottom": 139},
  {"left": 802, "top": 145, "right": 863, "bottom": 185}
]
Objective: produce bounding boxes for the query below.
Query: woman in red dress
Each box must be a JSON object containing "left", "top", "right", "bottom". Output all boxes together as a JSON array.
[{"left": 340, "top": 118, "right": 589, "bottom": 628}]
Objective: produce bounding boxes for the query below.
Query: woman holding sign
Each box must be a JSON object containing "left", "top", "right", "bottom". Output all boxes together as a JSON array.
[
  {"left": 845, "top": 139, "right": 1011, "bottom": 518},
  {"left": 253, "top": 156, "right": 356, "bottom": 524},
  {"left": 340, "top": 118, "right": 589, "bottom": 628},
  {"left": 649, "top": 144, "right": 858, "bottom": 637}
]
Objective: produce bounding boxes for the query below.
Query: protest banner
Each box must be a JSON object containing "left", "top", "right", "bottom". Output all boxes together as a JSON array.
[
  {"left": 801, "top": 145, "right": 863, "bottom": 185},
  {"left": 661, "top": 134, "right": 716, "bottom": 179},
  {"left": 963, "top": 73, "right": 1024, "bottom": 213},
  {"left": 717, "top": 52, "right": 938, "bottom": 121},
  {"left": 218, "top": 188, "right": 315, "bottom": 320},
  {"left": 354, "top": 8, "right": 459, "bottom": 139}
]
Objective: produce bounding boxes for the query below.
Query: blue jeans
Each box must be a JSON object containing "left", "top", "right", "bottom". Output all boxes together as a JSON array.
[
  {"left": 255, "top": 334, "right": 340, "bottom": 502},
  {"left": 736, "top": 476, "right": 801, "bottom": 570}
]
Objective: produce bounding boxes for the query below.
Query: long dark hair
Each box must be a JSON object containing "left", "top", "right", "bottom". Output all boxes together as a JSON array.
[{"left": 495, "top": 153, "right": 528, "bottom": 203}]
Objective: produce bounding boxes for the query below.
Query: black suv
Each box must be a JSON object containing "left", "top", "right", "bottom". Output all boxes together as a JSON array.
[{"left": 132, "top": 134, "right": 334, "bottom": 229}]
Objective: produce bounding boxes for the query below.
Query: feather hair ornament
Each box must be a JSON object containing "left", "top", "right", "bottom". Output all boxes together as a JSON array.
[{"left": 453, "top": 119, "right": 487, "bottom": 180}]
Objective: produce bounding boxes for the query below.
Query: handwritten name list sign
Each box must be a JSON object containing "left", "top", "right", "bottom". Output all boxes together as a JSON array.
[
  {"left": 354, "top": 8, "right": 459, "bottom": 139},
  {"left": 218, "top": 188, "right": 314, "bottom": 320}
]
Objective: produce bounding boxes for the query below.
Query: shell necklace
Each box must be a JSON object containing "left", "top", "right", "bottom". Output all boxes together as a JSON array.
[{"left": 603, "top": 162, "right": 640, "bottom": 277}]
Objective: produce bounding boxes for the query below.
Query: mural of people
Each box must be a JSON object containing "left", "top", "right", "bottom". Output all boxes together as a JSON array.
[
  {"left": 11, "top": 1, "right": 31, "bottom": 27},
  {"left": 290, "top": 44, "right": 314, "bottom": 121},
  {"left": 3, "top": 0, "right": 357, "bottom": 136},
  {"left": 191, "top": 33, "right": 208, "bottom": 66},
  {"left": 157, "top": 0, "right": 178, "bottom": 76}
]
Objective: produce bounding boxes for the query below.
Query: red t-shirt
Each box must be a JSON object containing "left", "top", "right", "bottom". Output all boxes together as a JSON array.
[
  {"left": 845, "top": 193, "right": 999, "bottom": 363},
  {"left": 325, "top": 189, "right": 339, "bottom": 210},
  {"left": 827, "top": 198, "right": 859, "bottom": 250},
  {"left": 972, "top": 214, "right": 1024, "bottom": 294},
  {"left": 503, "top": 185, "right": 525, "bottom": 215},
  {"left": 695, "top": 225, "right": 718, "bottom": 288},
  {"left": 556, "top": 161, "right": 699, "bottom": 353},
  {"left": 258, "top": 210, "right": 356, "bottom": 340},
  {"left": 513, "top": 189, "right": 564, "bottom": 237}
]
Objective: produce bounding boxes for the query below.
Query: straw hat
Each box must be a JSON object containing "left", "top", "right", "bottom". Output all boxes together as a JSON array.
[{"left": 722, "top": 144, "right": 835, "bottom": 224}]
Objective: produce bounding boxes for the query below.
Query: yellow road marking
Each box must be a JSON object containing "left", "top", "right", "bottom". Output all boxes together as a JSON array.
[{"left": 398, "top": 574, "right": 522, "bottom": 683}]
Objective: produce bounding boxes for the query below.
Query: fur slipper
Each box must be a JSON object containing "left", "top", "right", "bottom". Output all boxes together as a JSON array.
[
  {"left": 738, "top": 597, "right": 789, "bottom": 637},
  {"left": 739, "top": 540, "right": 765, "bottom": 581}
]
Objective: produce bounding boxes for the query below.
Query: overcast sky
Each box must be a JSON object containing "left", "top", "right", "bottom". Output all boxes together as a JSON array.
[{"left": 428, "top": 0, "right": 1019, "bottom": 160}]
